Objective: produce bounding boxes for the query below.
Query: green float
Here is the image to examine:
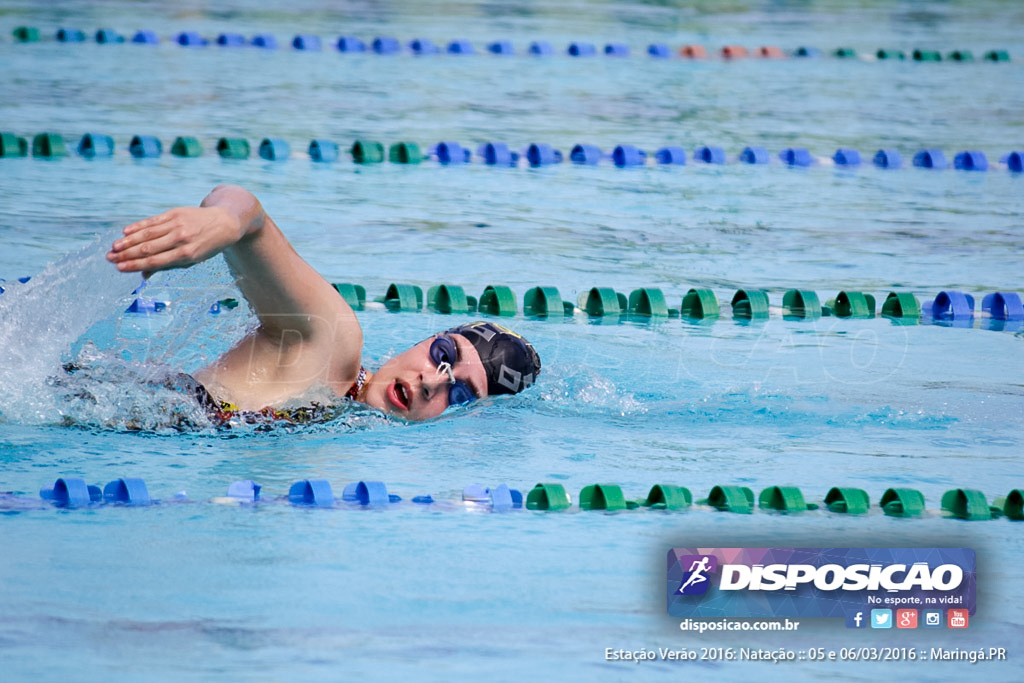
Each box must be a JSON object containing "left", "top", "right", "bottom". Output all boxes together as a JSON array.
[
  {"left": 782, "top": 289, "right": 821, "bottom": 320},
  {"left": 216, "top": 137, "right": 250, "bottom": 159},
  {"left": 331, "top": 283, "right": 366, "bottom": 310},
  {"left": 834, "top": 47, "right": 856, "bottom": 58},
  {"left": 947, "top": 50, "right": 974, "bottom": 62},
  {"left": 478, "top": 285, "right": 517, "bottom": 317},
  {"left": 578, "top": 484, "right": 632, "bottom": 511},
  {"left": 831, "top": 291, "right": 876, "bottom": 318},
  {"left": 880, "top": 488, "right": 925, "bottom": 517},
  {"left": 382, "top": 283, "right": 423, "bottom": 311},
  {"left": 427, "top": 284, "right": 470, "bottom": 314},
  {"left": 32, "top": 133, "right": 67, "bottom": 158},
  {"left": 578, "top": 287, "right": 623, "bottom": 317},
  {"left": 913, "top": 49, "right": 942, "bottom": 62},
  {"left": 703, "top": 485, "right": 754, "bottom": 514},
  {"left": 627, "top": 288, "right": 669, "bottom": 317},
  {"left": 880, "top": 291, "right": 920, "bottom": 319},
  {"left": 642, "top": 485, "right": 691, "bottom": 511},
  {"left": 523, "top": 286, "right": 567, "bottom": 318},
  {"left": 171, "top": 136, "right": 203, "bottom": 157},
  {"left": 940, "top": 488, "right": 995, "bottom": 521},
  {"left": 352, "top": 140, "right": 385, "bottom": 164},
  {"left": 759, "top": 486, "right": 817, "bottom": 512},
  {"left": 13, "top": 27, "right": 40, "bottom": 42},
  {"left": 824, "top": 487, "right": 870, "bottom": 514},
  {"left": 0, "top": 133, "right": 28, "bottom": 158},
  {"left": 731, "top": 289, "right": 769, "bottom": 319},
  {"left": 680, "top": 288, "right": 719, "bottom": 319},
  {"left": 876, "top": 49, "right": 906, "bottom": 60},
  {"left": 388, "top": 142, "right": 423, "bottom": 164},
  {"left": 993, "top": 490, "right": 1023, "bottom": 520},
  {"left": 525, "top": 483, "right": 571, "bottom": 511},
  {"left": 984, "top": 50, "right": 1011, "bottom": 62}
]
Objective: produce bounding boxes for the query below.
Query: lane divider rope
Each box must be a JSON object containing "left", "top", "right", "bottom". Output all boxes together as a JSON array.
[
  {"left": 3, "top": 133, "right": 1022, "bottom": 173},
  {"left": 20, "top": 477, "right": 1023, "bottom": 520},
  {"left": 9, "top": 26, "right": 1015, "bottom": 63}
]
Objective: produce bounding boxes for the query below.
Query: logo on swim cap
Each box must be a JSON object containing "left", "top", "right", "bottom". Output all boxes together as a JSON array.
[{"left": 444, "top": 322, "right": 541, "bottom": 396}]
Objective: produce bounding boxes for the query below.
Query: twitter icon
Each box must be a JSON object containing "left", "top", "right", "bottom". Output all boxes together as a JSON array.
[{"left": 871, "top": 609, "right": 893, "bottom": 629}]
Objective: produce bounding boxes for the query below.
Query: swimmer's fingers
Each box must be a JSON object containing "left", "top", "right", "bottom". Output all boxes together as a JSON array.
[{"left": 107, "top": 206, "right": 241, "bottom": 273}]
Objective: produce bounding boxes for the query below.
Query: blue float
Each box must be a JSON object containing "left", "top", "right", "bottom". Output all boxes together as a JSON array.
[
  {"left": 227, "top": 480, "right": 261, "bottom": 501},
  {"left": 176, "top": 31, "right": 207, "bottom": 47},
  {"left": 131, "top": 30, "right": 159, "bottom": 45},
  {"left": 104, "top": 478, "right": 151, "bottom": 506},
  {"left": 570, "top": 144, "right": 603, "bottom": 165},
  {"left": 795, "top": 46, "right": 822, "bottom": 57},
  {"left": 56, "top": 28, "right": 86, "bottom": 42},
  {"left": 292, "top": 34, "right": 321, "bottom": 51},
  {"left": 436, "top": 141, "right": 470, "bottom": 164},
  {"left": 258, "top": 138, "right": 290, "bottom": 161},
  {"left": 655, "top": 146, "right": 687, "bottom": 165},
  {"left": 372, "top": 36, "right": 400, "bottom": 54},
  {"left": 954, "top": 150, "right": 988, "bottom": 171},
  {"left": 337, "top": 36, "right": 366, "bottom": 52},
  {"left": 982, "top": 292, "right": 1024, "bottom": 320},
  {"left": 873, "top": 149, "right": 903, "bottom": 169},
  {"left": 477, "top": 142, "right": 517, "bottom": 166},
  {"left": 526, "top": 143, "right": 562, "bottom": 166},
  {"left": 932, "top": 291, "right": 975, "bottom": 320},
  {"left": 308, "top": 139, "right": 339, "bottom": 162},
  {"left": 913, "top": 149, "right": 948, "bottom": 169},
  {"left": 780, "top": 148, "right": 814, "bottom": 167},
  {"left": 488, "top": 40, "right": 514, "bottom": 55},
  {"left": 833, "top": 148, "right": 861, "bottom": 166},
  {"left": 447, "top": 39, "right": 475, "bottom": 54},
  {"left": 739, "top": 146, "right": 770, "bottom": 164},
  {"left": 129, "top": 135, "right": 162, "bottom": 158},
  {"left": 463, "top": 484, "right": 522, "bottom": 510},
  {"left": 217, "top": 33, "right": 246, "bottom": 47},
  {"left": 529, "top": 41, "right": 554, "bottom": 55},
  {"left": 252, "top": 34, "right": 277, "bottom": 49},
  {"left": 568, "top": 42, "right": 596, "bottom": 57},
  {"left": 604, "top": 43, "right": 629, "bottom": 57},
  {"left": 95, "top": 29, "right": 124, "bottom": 44},
  {"left": 40, "top": 478, "right": 101, "bottom": 508},
  {"left": 126, "top": 298, "right": 168, "bottom": 313},
  {"left": 647, "top": 43, "right": 670, "bottom": 58},
  {"left": 612, "top": 145, "right": 646, "bottom": 167},
  {"left": 409, "top": 38, "right": 439, "bottom": 55},
  {"left": 342, "top": 481, "right": 400, "bottom": 506},
  {"left": 78, "top": 133, "right": 114, "bottom": 158},
  {"left": 695, "top": 146, "right": 726, "bottom": 164},
  {"left": 288, "top": 479, "right": 334, "bottom": 507},
  {"left": 1005, "top": 151, "right": 1023, "bottom": 172}
]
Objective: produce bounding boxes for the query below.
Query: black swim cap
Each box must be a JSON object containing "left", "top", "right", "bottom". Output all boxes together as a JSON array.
[{"left": 445, "top": 321, "right": 541, "bottom": 396}]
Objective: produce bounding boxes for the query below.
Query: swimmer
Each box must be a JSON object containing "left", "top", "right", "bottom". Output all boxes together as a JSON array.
[{"left": 105, "top": 184, "right": 540, "bottom": 423}]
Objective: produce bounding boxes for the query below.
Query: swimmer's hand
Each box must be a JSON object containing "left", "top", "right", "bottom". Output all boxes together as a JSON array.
[{"left": 106, "top": 204, "right": 247, "bottom": 278}]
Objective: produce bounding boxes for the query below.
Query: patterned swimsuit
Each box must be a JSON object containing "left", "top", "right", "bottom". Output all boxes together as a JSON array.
[{"left": 188, "top": 367, "right": 367, "bottom": 426}]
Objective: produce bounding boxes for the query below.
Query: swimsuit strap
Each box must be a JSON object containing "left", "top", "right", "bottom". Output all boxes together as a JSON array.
[{"left": 345, "top": 366, "right": 367, "bottom": 401}]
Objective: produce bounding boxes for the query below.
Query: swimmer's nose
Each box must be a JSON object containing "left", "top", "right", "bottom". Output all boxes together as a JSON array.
[{"left": 419, "top": 373, "right": 447, "bottom": 403}]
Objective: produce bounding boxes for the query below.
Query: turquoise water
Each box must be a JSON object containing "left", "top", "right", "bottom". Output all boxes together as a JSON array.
[{"left": 1, "top": 1, "right": 1023, "bottom": 680}]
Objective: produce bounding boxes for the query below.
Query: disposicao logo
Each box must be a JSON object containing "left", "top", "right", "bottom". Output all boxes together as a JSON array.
[{"left": 666, "top": 548, "right": 976, "bottom": 622}]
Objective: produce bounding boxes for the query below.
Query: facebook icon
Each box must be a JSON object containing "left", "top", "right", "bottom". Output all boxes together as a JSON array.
[{"left": 846, "top": 611, "right": 867, "bottom": 629}]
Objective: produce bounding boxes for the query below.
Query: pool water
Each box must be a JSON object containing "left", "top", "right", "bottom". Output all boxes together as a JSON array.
[{"left": 1, "top": 1, "right": 1022, "bottom": 680}]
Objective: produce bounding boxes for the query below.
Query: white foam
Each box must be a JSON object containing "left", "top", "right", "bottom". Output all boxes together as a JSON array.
[{"left": 0, "top": 230, "right": 139, "bottom": 422}]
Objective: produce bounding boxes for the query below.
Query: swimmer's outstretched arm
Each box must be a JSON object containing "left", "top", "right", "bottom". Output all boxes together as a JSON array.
[{"left": 106, "top": 185, "right": 363, "bottom": 406}]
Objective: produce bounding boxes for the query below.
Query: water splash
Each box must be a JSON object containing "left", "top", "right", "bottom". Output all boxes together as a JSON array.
[{"left": 0, "top": 230, "right": 138, "bottom": 423}]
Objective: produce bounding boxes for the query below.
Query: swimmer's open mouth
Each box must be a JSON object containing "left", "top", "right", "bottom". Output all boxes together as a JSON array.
[{"left": 387, "top": 380, "right": 410, "bottom": 411}]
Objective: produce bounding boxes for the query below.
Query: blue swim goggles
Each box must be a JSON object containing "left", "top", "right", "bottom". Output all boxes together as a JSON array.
[{"left": 430, "top": 335, "right": 477, "bottom": 406}]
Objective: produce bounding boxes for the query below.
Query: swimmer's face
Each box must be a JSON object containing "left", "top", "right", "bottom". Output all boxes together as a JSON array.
[{"left": 360, "top": 334, "right": 488, "bottom": 421}]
